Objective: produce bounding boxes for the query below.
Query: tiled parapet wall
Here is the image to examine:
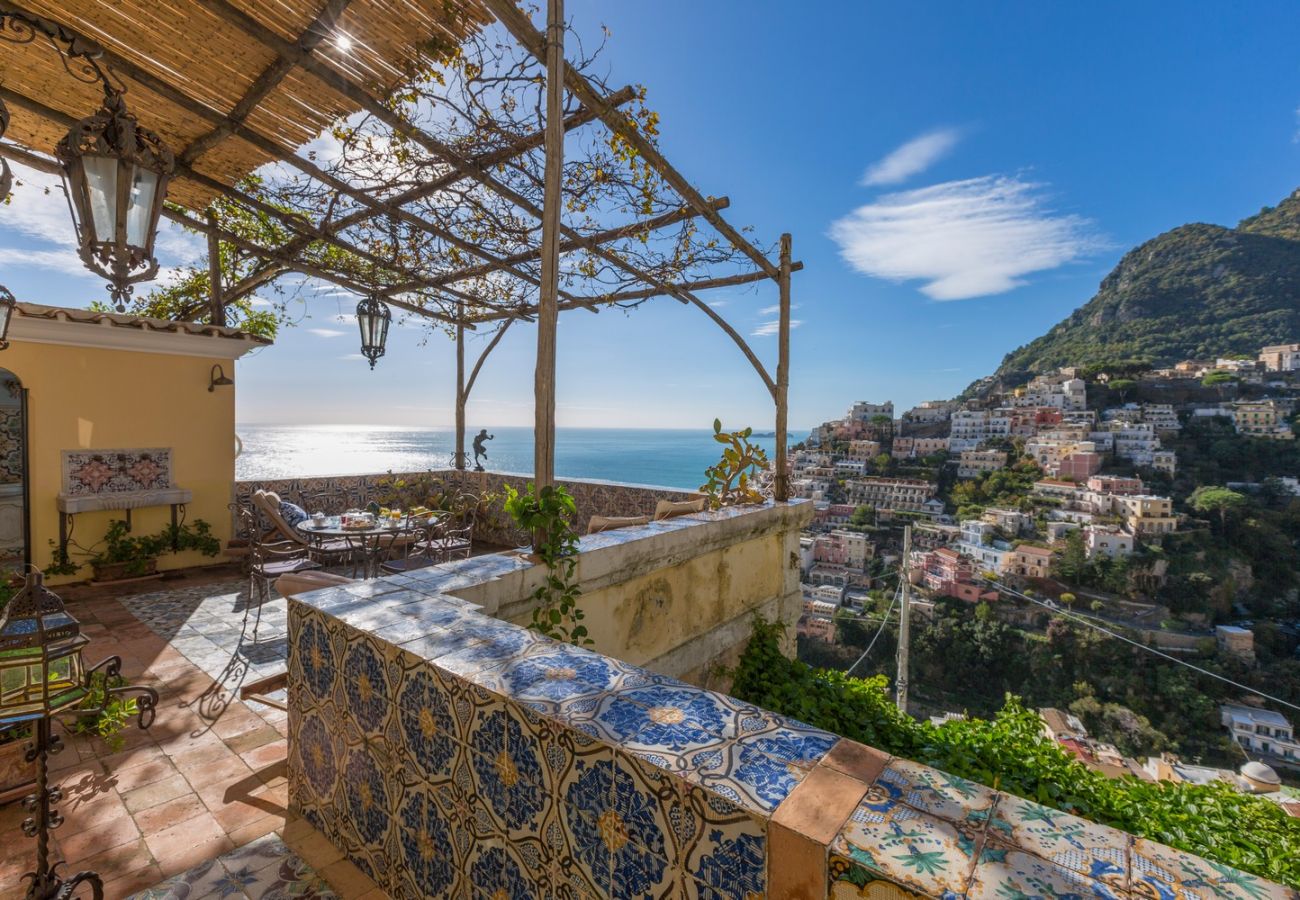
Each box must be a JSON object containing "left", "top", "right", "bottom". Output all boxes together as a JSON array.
[
  {"left": 235, "top": 468, "right": 698, "bottom": 547},
  {"left": 284, "top": 557, "right": 1295, "bottom": 899}
]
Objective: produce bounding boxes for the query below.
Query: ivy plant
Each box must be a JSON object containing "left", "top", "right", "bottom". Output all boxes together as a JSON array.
[{"left": 503, "top": 483, "right": 592, "bottom": 647}]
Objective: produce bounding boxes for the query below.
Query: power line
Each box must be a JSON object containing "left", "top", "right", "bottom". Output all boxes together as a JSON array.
[
  {"left": 845, "top": 580, "right": 900, "bottom": 677},
  {"left": 985, "top": 579, "right": 1300, "bottom": 715}
]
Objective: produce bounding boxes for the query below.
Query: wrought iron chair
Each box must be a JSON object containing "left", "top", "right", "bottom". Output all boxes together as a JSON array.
[
  {"left": 233, "top": 504, "right": 321, "bottom": 637},
  {"left": 251, "top": 489, "right": 355, "bottom": 570},
  {"left": 427, "top": 506, "right": 475, "bottom": 563}
]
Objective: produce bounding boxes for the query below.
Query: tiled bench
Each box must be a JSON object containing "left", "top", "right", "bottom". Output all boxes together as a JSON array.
[{"left": 286, "top": 567, "right": 1294, "bottom": 899}]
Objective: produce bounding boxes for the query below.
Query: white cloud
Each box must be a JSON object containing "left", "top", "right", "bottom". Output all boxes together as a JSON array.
[
  {"left": 0, "top": 247, "right": 94, "bottom": 278},
  {"left": 757, "top": 303, "right": 800, "bottom": 316},
  {"left": 309, "top": 328, "right": 347, "bottom": 338},
  {"left": 751, "top": 319, "right": 803, "bottom": 337},
  {"left": 861, "top": 128, "right": 961, "bottom": 187},
  {"left": 338, "top": 353, "right": 365, "bottom": 361},
  {"left": 829, "top": 175, "right": 1103, "bottom": 300}
]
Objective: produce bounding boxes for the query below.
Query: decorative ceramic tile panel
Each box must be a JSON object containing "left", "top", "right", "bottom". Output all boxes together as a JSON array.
[
  {"left": 285, "top": 569, "right": 1297, "bottom": 900},
  {"left": 61, "top": 447, "right": 175, "bottom": 495}
]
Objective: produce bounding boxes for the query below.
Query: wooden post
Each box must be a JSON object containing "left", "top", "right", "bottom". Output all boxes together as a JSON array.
[
  {"left": 774, "top": 233, "right": 792, "bottom": 501},
  {"left": 455, "top": 315, "right": 466, "bottom": 470},
  {"left": 206, "top": 209, "right": 225, "bottom": 327},
  {"left": 534, "top": 0, "right": 563, "bottom": 489}
]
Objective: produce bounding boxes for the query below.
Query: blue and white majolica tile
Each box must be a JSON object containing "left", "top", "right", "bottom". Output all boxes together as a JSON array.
[
  {"left": 395, "top": 786, "right": 462, "bottom": 898},
  {"left": 872, "top": 757, "right": 998, "bottom": 826},
  {"left": 988, "top": 792, "right": 1128, "bottom": 889},
  {"left": 1130, "top": 837, "right": 1294, "bottom": 900},
  {"left": 686, "top": 740, "right": 810, "bottom": 814},
  {"left": 834, "top": 788, "right": 984, "bottom": 898},
  {"left": 474, "top": 643, "right": 624, "bottom": 715},
  {"left": 966, "top": 847, "right": 1126, "bottom": 900},
  {"left": 340, "top": 634, "right": 394, "bottom": 736},
  {"left": 563, "top": 757, "right": 673, "bottom": 898}
]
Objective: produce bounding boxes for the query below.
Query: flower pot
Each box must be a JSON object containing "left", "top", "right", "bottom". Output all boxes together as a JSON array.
[
  {"left": 0, "top": 734, "right": 35, "bottom": 803},
  {"left": 91, "top": 557, "right": 158, "bottom": 582}
]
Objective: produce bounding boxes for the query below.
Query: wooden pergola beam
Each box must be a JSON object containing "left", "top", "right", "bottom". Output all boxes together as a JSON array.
[
  {"left": 0, "top": 3, "right": 578, "bottom": 310},
  {"left": 229, "top": 86, "right": 637, "bottom": 303},
  {"left": 379, "top": 197, "right": 729, "bottom": 296},
  {"left": 480, "top": 0, "right": 780, "bottom": 279},
  {"left": 203, "top": 0, "right": 743, "bottom": 325},
  {"left": 0, "top": 85, "right": 526, "bottom": 323}
]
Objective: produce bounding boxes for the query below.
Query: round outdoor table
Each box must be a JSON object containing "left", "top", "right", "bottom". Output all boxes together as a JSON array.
[{"left": 295, "top": 514, "right": 443, "bottom": 579}]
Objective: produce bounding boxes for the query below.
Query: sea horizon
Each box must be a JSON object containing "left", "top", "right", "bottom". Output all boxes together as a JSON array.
[{"left": 235, "top": 423, "right": 791, "bottom": 491}]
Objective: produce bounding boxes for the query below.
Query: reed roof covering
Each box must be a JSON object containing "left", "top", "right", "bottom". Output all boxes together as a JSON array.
[{"left": 0, "top": 0, "right": 488, "bottom": 210}]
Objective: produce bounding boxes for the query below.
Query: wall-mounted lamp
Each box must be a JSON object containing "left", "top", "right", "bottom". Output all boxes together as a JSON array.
[
  {"left": 208, "top": 364, "right": 234, "bottom": 392},
  {"left": 0, "top": 286, "right": 15, "bottom": 351}
]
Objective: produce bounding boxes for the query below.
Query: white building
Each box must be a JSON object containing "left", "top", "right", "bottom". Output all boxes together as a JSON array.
[
  {"left": 1085, "top": 525, "right": 1134, "bottom": 559},
  {"left": 1221, "top": 704, "right": 1300, "bottom": 763},
  {"left": 1259, "top": 343, "right": 1300, "bottom": 372}
]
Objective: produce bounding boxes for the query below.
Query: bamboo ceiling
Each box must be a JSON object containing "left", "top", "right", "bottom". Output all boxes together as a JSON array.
[{"left": 0, "top": 0, "right": 489, "bottom": 210}]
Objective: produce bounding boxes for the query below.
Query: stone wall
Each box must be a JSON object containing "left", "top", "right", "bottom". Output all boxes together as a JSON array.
[
  {"left": 235, "top": 468, "right": 698, "bottom": 547},
  {"left": 286, "top": 559, "right": 1291, "bottom": 900}
]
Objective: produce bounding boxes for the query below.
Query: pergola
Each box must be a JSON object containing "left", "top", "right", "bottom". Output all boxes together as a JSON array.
[{"left": 0, "top": 0, "right": 798, "bottom": 499}]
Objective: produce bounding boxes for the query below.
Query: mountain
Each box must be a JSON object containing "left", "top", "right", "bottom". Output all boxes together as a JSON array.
[{"left": 990, "top": 189, "right": 1300, "bottom": 384}]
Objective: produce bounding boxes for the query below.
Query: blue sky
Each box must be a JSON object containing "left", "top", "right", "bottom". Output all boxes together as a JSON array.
[{"left": 2, "top": 1, "right": 1298, "bottom": 432}]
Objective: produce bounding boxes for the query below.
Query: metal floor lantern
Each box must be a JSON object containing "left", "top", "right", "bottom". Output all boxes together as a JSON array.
[{"left": 0, "top": 571, "right": 158, "bottom": 900}]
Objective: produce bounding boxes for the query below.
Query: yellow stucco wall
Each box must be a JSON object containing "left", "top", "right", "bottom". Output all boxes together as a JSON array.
[{"left": 2, "top": 339, "right": 238, "bottom": 584}]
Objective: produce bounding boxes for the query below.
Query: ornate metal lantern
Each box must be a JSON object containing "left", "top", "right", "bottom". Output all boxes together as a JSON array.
[
  {"left": 0, "top": 285, "right": 15, "bottom": 351},
  {"left": 0, "top": 572, "right": 88, "bottom": 726},
  {"left": 356, "top": 295, "right": 391, "bottom": 369},
  {"left": 55, "top": 90, "right": 174, "bottom": 312},
  {"left": 0, "top": 571, "right": 157, "bottom": 900},
  {"left": 0, "top": 97, "right": 13, "bottom": 203}
]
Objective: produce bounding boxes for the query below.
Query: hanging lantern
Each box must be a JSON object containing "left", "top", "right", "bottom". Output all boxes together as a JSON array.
[
  {"left": 0, "top": 572, "right": 88, "bottom": 727},
  {"left": 356, "top": 295, "right": 391, "bottom": 370},
  {"left": 55, "top": 90, "right": 174, "bottom": 313},
  {"left": 0, "top": 97, "right": 12, "bottom": 203}
]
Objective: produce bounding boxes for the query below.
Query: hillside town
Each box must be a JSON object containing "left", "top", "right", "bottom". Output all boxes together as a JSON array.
[{"left": 792, "top": 343, "right": 1300, "bottom": 801}]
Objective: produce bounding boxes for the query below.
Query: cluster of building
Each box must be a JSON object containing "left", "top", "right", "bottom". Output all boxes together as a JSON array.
[
  {"left": 1037, "top": 705, "right": 1299, "bottom": 802},
  {"left": 795, "top": 343, "right": 1300, "bottom": 635}
]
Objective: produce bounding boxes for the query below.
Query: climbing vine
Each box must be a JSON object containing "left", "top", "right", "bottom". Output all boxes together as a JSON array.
[{"left": 503, "top": 483, "right": 592, "bottom": 647}]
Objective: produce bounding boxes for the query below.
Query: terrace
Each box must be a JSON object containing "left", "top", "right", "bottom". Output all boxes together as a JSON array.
[{"left": 0, "top": 2, "right": 1293, "bottom": 900}]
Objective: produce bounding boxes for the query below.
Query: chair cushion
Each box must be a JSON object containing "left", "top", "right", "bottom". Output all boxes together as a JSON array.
[{"left": 279, "top": 500, "right": 309, "bottom": 528}]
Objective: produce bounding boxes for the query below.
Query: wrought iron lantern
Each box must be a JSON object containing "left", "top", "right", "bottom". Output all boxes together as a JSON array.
[
  {"left": 0, "top": 97, "right": 13, "bottom": 203},
  {"left": 0, "top": 573, "right": 89, "bottom": 725},
  {"left": 0, "top": 571, "right": 157, "bottom": 900},
  {"left": 55, "top": 90, "right": 174, "bottom": 313},
  {"left": 356, "top": 295, "right": 391, "bottom": 369},
  {"left": 0, "top": 285, "right": 15, "bottom": 351}
]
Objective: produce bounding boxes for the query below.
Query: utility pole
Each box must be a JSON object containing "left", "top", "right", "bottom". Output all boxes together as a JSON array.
[{"left": 896, "top": 524, "right": 912, "bottom": 714}]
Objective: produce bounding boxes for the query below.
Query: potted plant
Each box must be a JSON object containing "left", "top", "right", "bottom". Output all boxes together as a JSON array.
[
  {"left": 47, "top": 518, "right": 222, "bottom": 582},
  {"left": 0, "top": 672, "right": 137, "bottom": 801},
  {"left": 700, "top": 419, "right": 771, "bottom": 509}
]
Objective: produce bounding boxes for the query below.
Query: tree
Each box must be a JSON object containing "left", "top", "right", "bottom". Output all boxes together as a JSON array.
[
  {"left": 1054, "top": 531, "right": 1088, "bottom": 582},
  {"left": 1108, "top": 378, "right": 1138, "bottom": 403},
  {"left": 1059, "top": 592, "right": 1077, "bottom": 609},
  {"left": 1202, "top": 371, "right": 1238, "bottom": 400},
  {"left": 1189, "top": 486, "right": 1248, "bottom": 535}
]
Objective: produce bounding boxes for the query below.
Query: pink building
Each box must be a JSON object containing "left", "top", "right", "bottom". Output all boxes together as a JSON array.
[
  {"left": 913, "top": 548, "right": 998, "bottom": 602},
  {"left": 1059, "top": 452, "right": 1103, "bottom": 480},
  {"left": 1086, "top": 475, "right": 1144, "bottom": 495}
]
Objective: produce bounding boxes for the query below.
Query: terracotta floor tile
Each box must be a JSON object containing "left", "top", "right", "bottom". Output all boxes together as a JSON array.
[
  {"left": 210, "top": 710, "right": 266, "bottom": 740},
  {"left": 111, "top": 756, "right": 179, "bottom": 793},
  {"left": 224, "top": 724, "right": 282, "bottom": 756},
  {"left": 226, "top": 813, "right": 284, "bottom": 848},
  {"left": 122, "top": 773, "right": 193, "bottom": 813},
  {"left": 101, "top": 862, "right": 164, "bottom": 899},
  {"left": 132, "top": 791, "right": 208, "bottom": 835},
  {"left": 282, "top": 826, "right": 343, "bottom": 871},
  {"left": 97, "top": 741, "right": 167, "bottom": 774},
  {"left": 54, "top": 767, "right": 119, "bottom": 809},
  {"left": 59, "top": 813, "right": 141, "bottom": 864},
  {"left": 154, "top": 834, "right": 235, "bottom": 879},
  {"left": 58, "top": 789, "right": 131, "bottom": 836},
  {"left": 74, "top": 836, "right": 154, "bottom": 885},
  {"left": 181, "top": 753, "right": 254, "bottom": 791},
  {"left": 212, "top": 793, "right": 280, "bottom": 834},
  {"left": 242, "top": 740, "right": 287, "bottom": 771}
]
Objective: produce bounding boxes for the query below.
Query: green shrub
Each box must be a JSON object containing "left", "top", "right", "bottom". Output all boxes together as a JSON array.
[{"left": 731, "top": 618, "right": 1300, "bottom": 888}]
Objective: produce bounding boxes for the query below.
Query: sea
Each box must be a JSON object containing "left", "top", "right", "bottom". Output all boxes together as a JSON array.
[{"left": 235, "top": 425, "right": 784, "bottom": 491}]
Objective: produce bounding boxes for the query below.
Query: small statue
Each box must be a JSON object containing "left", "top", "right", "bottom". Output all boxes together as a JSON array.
[{"left": 472, "top": 428, "right": 494, "bottom": 472}]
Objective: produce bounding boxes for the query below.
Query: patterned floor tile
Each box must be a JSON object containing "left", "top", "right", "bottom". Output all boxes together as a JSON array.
[{"left": 872, "top": 757, "right": 998, "bottom": 827}]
